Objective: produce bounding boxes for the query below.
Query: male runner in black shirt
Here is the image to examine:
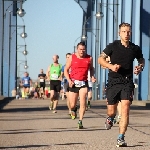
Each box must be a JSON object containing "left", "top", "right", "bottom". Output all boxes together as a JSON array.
[
  {"left": 38, "top": 69, "right": 47, "bottom": 98},
  {"left": 98, "top": 22, "right": 145, "bottom": 147}
]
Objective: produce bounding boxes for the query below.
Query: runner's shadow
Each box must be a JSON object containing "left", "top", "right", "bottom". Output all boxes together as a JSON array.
[
  {"left": 56, "top": 142, "right": 85, "bottom": 145},
  {"left": 0, "top": 145, "right": 49, "bottom": 149},
  {"left": 126, "top": 144, "right": 143, "bottom": 147}
]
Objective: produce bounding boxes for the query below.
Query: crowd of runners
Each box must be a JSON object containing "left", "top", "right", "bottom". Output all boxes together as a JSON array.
[{"left": 18, "top": 22, "right": 145, "bottom": 147}]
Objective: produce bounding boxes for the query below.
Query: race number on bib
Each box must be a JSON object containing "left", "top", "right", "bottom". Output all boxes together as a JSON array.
[
  {"left": 40, "top": 79, "right": 44, "bottom": 82},
  {"left": 74, "top": 80, "right": 85, "bottom": 87},
  {"left": 24, "top": 79, "right": 28, "bottom": 84},
  {"left": 51, "top": 74, "right": 58, "bottom": 79}
]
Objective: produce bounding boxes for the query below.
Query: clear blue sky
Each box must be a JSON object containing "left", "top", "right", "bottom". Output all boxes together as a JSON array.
[{"left": 17, "top": 0, "right": 83, "bottom": 79}]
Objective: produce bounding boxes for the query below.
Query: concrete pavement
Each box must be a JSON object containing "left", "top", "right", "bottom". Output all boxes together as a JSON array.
[{"left": 0, "top": 99, "right": 150, "bottom": 150}]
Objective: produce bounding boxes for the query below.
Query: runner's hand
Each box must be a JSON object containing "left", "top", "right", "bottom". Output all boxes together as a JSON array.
[
  {"left": 91, "top": 76, "right": 96, "bottom": 83},
  {"left": 110, "top": 64, "right": 121, "bottom": 72},
  {"left": 134, "top": 66, "right": 143, "bottom": 75},
  {"left": 68, "top": 79, "right": 74, "bottom": 88},
  {"left": 58, "top": 77, "right": 62, "bottom": 81}
]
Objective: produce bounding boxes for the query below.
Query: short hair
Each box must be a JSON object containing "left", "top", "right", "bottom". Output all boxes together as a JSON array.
[
  {"left": 119, "top": 22, "right": 131, "bottom": 29},
  {"left": 53, "top": 55, "right": 59, "bottom": 59},
  {"left": 56, "top": 55, "right": 59, "bottom": 59},
  {"left": 66, "top": 53, "right": 71, "bottom": 57},
  {"left": 77, "top": 41, "right": 86, "bottom": 48}
]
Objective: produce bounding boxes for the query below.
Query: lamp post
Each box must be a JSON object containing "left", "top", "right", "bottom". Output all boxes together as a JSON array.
[
  {"left": 94, "top": 3, "right": 104, "bottom": 100},
  {"left": 17, "top": 60, "right": 28, "bottom": 77},
  {"left": 98, "top": 3, "right": 118, "bottom": 100},
  {"left": 1, "top": 0, "right": 26, "bottom": 96},
  {"left": 8, "top": 11, "right": 27, "bottom": 96},
  {"left": 82, "top": 12, "right": 104, "bottom": 41},
  {"left": 4, "top": 0, "right": 26, "bottom": 17},
  {"left": 17, "top": 45, "right": 28, "bottom": 55}
]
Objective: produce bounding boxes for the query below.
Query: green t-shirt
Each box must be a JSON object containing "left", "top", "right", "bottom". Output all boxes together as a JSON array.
[{"left": 50, "top": 64, "right": 62, "bottom": 80}]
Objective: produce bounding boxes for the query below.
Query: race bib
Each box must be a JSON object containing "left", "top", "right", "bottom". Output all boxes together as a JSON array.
[
  {"left": 51, "top": 74, "right": 58, "bottom": 79},
  {"left": 40, "top": 79, "right": 44, "bottom": 82},
  {"left": 74, "top": 80, "right": 85, "bottom": 87},
  {"left": 24, "top": 79, "right": 28, "bottom": 84}
]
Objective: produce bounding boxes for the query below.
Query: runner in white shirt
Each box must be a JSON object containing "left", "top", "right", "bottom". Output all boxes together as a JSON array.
[{"left": 86, "top": 70, "right": 93, "bottom": 110}]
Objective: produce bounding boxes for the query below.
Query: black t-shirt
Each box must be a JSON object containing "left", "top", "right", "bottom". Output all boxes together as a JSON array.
[
  {"left": 103, "top": 40, "right": 143, "bottom": 78},
  {"left": 38, "top": 73, "right": 46, "bottom": 82}
]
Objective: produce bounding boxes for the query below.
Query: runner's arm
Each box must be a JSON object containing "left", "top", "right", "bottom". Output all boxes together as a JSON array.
[
  {"left": 89, "top": 57, "right": 95, "bottom": 78},
  {"left": 45, "top": 75, "right": 47, "bottom": 80},
  {"left": 61, "top": 66, "right": 64, "bottom": 78},
  {"left": 64, "top": 56, "right": 72, "bottom": 82},
  {"left": 101, "top": 57, "right": 111, "bottom": 69},
  {"left": 98, "top": 52, "right": 113, "bottom": 69}
]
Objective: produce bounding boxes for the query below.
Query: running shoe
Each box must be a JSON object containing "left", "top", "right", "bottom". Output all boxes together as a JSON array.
[
  {"left": 52, "top": 109, "right": 57, "bottom": 113},
  {"left": 71, "top": 105, "right": 77, "bottom": 120},
  {"left": 116, "top": 137, "right": 127, "bottom": 147},
  {"left": 49, "top": 101, "right": 53, "bottom": 110},
  {"left": 105, "top": 117, "right": 113, "bottom": 130},
  {"left": 78, "top": 120, "right": 83, "bottom": 129}
]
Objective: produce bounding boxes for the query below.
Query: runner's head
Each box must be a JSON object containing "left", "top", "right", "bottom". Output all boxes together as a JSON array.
[
  {"left": 52, "top": 55, "right": 59, "bottom": 63},
  {"left": 24, "top": 72, "right": 28, "bottom": 77},
  {"left": 66, "top": 53, "right": 71, "bottom": 61},
  {"left": 40, "top": 69, "right": 43, "bottom": 74},
  {"left": 119, "top": 22, "right": 131, "bottom": 43},
  {"left": 76, "top": 42, "right": 86, "bottom": 57}
]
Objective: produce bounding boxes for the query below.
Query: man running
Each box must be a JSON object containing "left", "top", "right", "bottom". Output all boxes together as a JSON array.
[
  {"left": 46, "top": 55, "right": 62, "bottom": 113},
  {"left": 21, "top": 72, "right": 32, "bottom": 99},
  {"left": 38, "top": 69, "right": 47, "bottom": 99},
  {"left": 98, "top": 22, "right": 145, "bottom": 147},
  {"left": 61, "top": 53, "right": 72, "bottom": 115},
  {"left": 64, "top": 42, "right": 96, "bottom": 129}
]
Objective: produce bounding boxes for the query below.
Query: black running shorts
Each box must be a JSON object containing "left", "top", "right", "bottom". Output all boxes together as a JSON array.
[
  {"left": 50, "top": 80, "right": 61, "bottom": 92},
  {"left": 69, "top": 81, "right": 89, "bottom": 93},
  {"left": 40, "top": 82, "right": 45, "bottom": 89},
  {"left": 106, "top": 77, "right": 134, "bottom": 105}
]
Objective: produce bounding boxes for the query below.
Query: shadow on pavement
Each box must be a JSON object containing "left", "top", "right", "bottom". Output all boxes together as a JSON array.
[
  {"left": 0, "top": 105, "right": 68, "bottom": 113},
  {"left": 89, "top": 104, "right": 149, "bottom": 110},
  {"left": 0, "top": 128, "right": 106, "bottom": 135},
  {"left": 0, "top": 97, "right": 14, "bottom": 110},
  {"left": 0, "top": 145, "right": 49, "bottom": 149},
  {"left": 0, "top": 143, "right": 86, "bottom": 149},
  {"left": 126, "top": 144, "right": 144, "bottom": 147}
]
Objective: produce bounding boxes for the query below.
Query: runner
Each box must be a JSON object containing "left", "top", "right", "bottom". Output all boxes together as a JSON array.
[
  {"left": 86, "top": 69, "right": 93, "bottom": 110},
  {"left": 64, "top": 42, "right": 96, "bottom": 129},
  {"left": 38, "top": 69, "right": 47, "bottom": 99},
  {"left": 46, "top": 55, "right": 62, "bottom": 113},
  {"left": 21, "top": 72, "right": 32, "bottom": 99},
  {"left": 61, "top": 53, "right": 72, "bottom": 115},
  {"left": 98, "top": 22, "right": 145, "bottom": 147}
]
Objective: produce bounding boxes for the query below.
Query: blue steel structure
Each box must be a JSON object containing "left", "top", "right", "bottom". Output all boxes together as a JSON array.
[
  {"left": 0, "top": 0, "right": 17, "bottom": 97},
  {"left": 0, "top": 0, "right": 150, "bottom": 100}
]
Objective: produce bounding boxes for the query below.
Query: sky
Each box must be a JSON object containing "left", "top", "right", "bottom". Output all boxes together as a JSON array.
[{"left": 17, "top": 0, "right": 83, "bottom": 79}]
